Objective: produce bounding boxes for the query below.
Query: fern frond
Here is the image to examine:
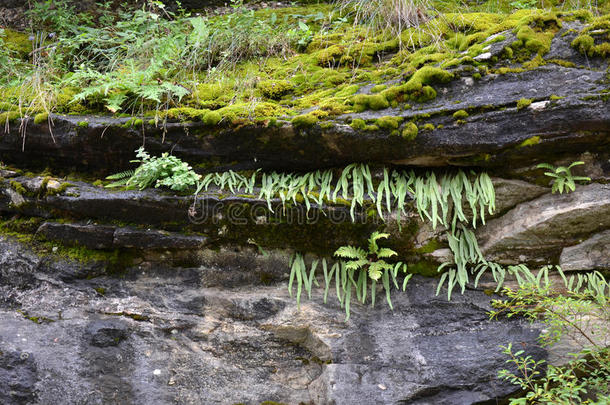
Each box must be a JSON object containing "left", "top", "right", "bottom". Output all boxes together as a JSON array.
[
  {"left": 105, "top": 169, "right": 135, "bottom": 181},
  {"left": 334, "top": 246, "right": 367, "bottom": 260}
]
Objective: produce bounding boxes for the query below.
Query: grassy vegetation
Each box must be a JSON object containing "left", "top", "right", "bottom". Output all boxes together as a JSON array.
[{"left": 0, "top": 0, "right": 607, "bottom": 130}]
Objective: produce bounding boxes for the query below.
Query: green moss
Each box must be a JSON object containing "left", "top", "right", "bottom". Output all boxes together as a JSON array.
[
  {"left": 376, "top": 116, "right": 403, "bottom": 130},
  {"left": 77, "top": 121, "right": 89, "bottom": 128},
  {"left": 257, "top": 80, "right": 292, "bottom": 100},
  {"left": 45, "top": 182, "right": 73, "bottom": 196},
  {"left": 371, "top": 84, "right": 387, "bottom": 93},
  {"left": 291, "top": 113, "right": 319, "bottom": 128},
  {"left": 94, "top": 287, "right": 106, "bottom": 295},
  {"left": 167, "top": 107, "right": 222, "bottom": 125},
  {"left": 401, "top": 122, "right": 418, "bottom": 140},
  {"left": 452, "top": 110, "right": 469, "bottom": 120},
  {"left": 335, "top": 84, "right": 359, "bottom": 98},
  {"left": 407, "top": 261, "right": 439, "bottom": 277},
  {"left": 550, "top": 94, "right": 564, "bottom": 100},
  {"left": 0, "top": 29, "right": 32, "bottom": 60},
  {"left": 10, "top": 181, "right": 26, "bottom": 194},
  {"left": 0, "top": 111, "right": 20, "bottom": 123},
  {"left": 518, "top": 135, "right": 540, "bottom": 147},
  {"left": 55, "top": 87, "right": 88, "bottom": 114},
  {"left": 380, "top": 67, "right": 451, "bottom": 105},
  {"left": 203, "top": 110, "right": 222, "bottom": 126},
  {"left": 415, "top": 239, "right": 442, "bottom": 254},
  {"left": 350, "top": 118, "right": 366, "bottom": 130},
  {"left": 33, "top": 112, "right": 48, "bottom": 125},
  {"left": 472, "top": 73, "right": 482, "bottom": 80},
  {"left": 314, "top": 45, "right": 344, "bottom": 66},
  {"left": 422, "top": 123, "right": 435, "bottom": 131},
  {"left": 0, "top": 102, "right": 18, "bottom": 112},
  {"left": 516, "top": 98, "right": 533, "bottom": 110},
  {"left": 352, "top": 94, "right": 389, "bottom": 112}
]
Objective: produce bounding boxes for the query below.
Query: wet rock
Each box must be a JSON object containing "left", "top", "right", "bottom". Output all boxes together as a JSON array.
[
  {"left": 37, "top": 222, "right": 115, "bottom": 249},
  {"left": 0, "top": 349, "right": 38, "bottom": 405},
  {"left": 559, "top": 230, "right": 610, "bottom": 271},
  {"left": 478, "top": 183, "right": 610, "bottom": 264},
  {"left": 87, "top": 319, "right": 129, "bottom": 347},
  {"left": 113, "top": 227, "right": 207, "bottom": 250},
  {"left": 0, "top": 169, "right": 17, "bottom": 178},
  {"left": 0, "top": 236, "right": 549, "bottom": 405}
]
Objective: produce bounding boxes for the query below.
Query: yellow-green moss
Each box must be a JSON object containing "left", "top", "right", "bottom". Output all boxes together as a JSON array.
[
  {"left": 257, "top": 80, "right": 292, "bottom": 100},
  {"left": 401, "top": 122, "right": 418, "bottom": 140},
  {"left": 350, "top": 118, "right": 367, "bottom": 130},
  {"left": 550, "top": 94, "right": 564, "bottom": 100},
  {"left": 422, "top": 123, "right": 435, "bottom": 131},
  {"left": 452, "top": 110, "right": 469, "bottom": 119},
  {"left": 291, "top": 112, "right": 319, "bottom": 128},
  {"left": 572, "top": 34, "right": 609, "bottom": 57},
  {"left": 0, "top": 29, "right": 32, "bottom": 60},
  {"left": 376, "top": 116, "right": 403, "bottom": 130},
  {"left": 352, "top": 94, "right": 389, "bottom": 112},
  {"left": 516, "top": 98, "right": 533, "bottom": 110},
  {"left": 10, "top": 180, "right": 26, "bottom": 194},
  {"left": 0, "top": 102, "right": 18, "bottom": 111},
  {"left": 167, "top": 107, "right": 222, "bottom": 125},
  {"left": 371, "top": 84, "right": 387, "bottom": 93},
  {"left": 380, "top": 67, "right": 452, "bottom": 104},
  {"left": 78, "top": 121, "right": 89, "bottom": 128},
  {"left": 314, "top": 45, "right": 344, "bottom": 66},
  {"left": 518, "top": 135, "right": 540, "bottom": 147},
  {"left": 33, "top": 112, "right": 48, "bottom": 125},
  {"left": 0, "top": 111, "right": 21, "bottom": 123}
]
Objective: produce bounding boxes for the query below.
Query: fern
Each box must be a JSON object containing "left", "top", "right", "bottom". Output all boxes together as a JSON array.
[
  {"left": 537, "top": 161, "right": 591, "bottom": 194},
  {"left": 288, "top": 253, "right": 319, "bottom": 309},
  {"left": 105, "top": 147, "right": 200, "bottom": 191}
]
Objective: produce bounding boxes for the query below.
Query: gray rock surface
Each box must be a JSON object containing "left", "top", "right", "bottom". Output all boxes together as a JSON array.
[
  {"left": 0, "top": 235, "right": 545, "bottom": 405},
  {"left": 478, "top": 183, "right": 610, "bottom": 264},
  {"left": 559, "top": 230, "right": 610, "bottom": 271}
]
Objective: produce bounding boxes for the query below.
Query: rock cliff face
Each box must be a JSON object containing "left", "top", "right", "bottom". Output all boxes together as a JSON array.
[{"left": 0, "top": 10, "right": 609, "bottom": 405}]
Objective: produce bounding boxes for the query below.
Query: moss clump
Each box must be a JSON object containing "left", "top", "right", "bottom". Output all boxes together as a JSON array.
[
  {"left": 10, "top": 181, "right": 27, "bottom": 194},
  {"left": 291, "top": 112, "right": 319, "bottom": 128},
  {"left": 77, "top": 121, "right": 89, "bottom": 128},
  {"left": 203, "top": 111, "right": 222, "bottom": 126},
  {"left": 350, "top": 118, "right": 379, "bottom": 131},
  {"left": 401, "top": 122, "right": 418, "bottom": 140},
  {"left": 55, "top": 87, "right": 88, "bottom": 114},
  {"left": 572, "top": 34, "right": 609, "bottom": 57},
  {"left": 376, "top": 116, "right": 403, "bottom": 130},
  {"left": 33, "top": 112, "right": 48, "bottom": 125},
  {"left": 0, "top": 29, "right": 32, "bottom": 60},
  {"left": 371, "top": 84, "right": 387, "bottom": 93},
  {"left": 452, "top": 110, "right": 469, "bottom": 120},
  {"left": 415, "top": 239, "right": 442, "bottom": 254},
  {"left": 0, "top": 102, "right": 18, "bottom": 111},
  {"left": 516, "top": 98, "right": 533, "bottom": 110},
  {"left": 257, "top": 80, "right": 292, "bottom": 100},
  {"left": 315, "top": 45, "right": 344, "bottom": 67},
  {"left": 380, "top": 67, "right": 452, "bottom": 104},
  {"left": 0, "top": 111, "right": 21, "bottom": 123},
  {"left": 167, "top": 107, "right": 222, "bottom": 125},
  {"left": 350, "top": 118, "right": 366, "bottom": 130},
  {"left": 550, "top": 94, "right": 564, "bottom": 100},
  {"left": 422, "top": 123, "right": 435, "bottom": 131},
  {"left": 519, "top": 135, "right": 540, "bottom": 147},
  {"left": 352, "top": 94, "right": 389, "bottom": 112}
]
